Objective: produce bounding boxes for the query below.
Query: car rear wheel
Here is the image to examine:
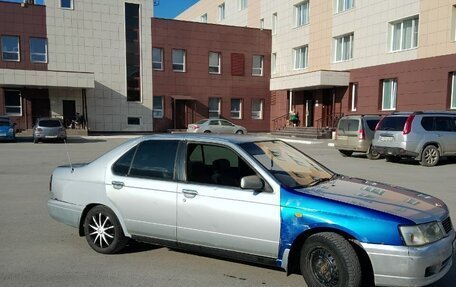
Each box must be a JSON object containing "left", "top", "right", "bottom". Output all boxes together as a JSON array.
[
  {"left": 420, "top": 145, "right": 440, "bottom": 167},
  {"left": 366, "top": 145, "right": 381, "bottom": 160},
  {"left": 300, "top": 232, "right": 361, "bottom": 287},
  {"left": 83, "top": 205, "right": 128, "bottom": 254},
  {"left": 235, "top": 130, "right": 244, "bottom": 134},
  {"left": 203, "top": 130, "right": 211, "bottom": 133},
  {"left": 338, "top": 150, "right": 353, "bottom": 157}
]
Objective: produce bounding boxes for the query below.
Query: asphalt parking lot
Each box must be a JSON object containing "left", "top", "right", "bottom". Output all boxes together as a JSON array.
[{"left": 1, "top": 135, "right": 455, "bottom": 287}]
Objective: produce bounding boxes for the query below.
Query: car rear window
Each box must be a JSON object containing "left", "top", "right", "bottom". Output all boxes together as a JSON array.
[
  {"left": 376, "top": 116, "right": 407, "bottom": 131},
  {"left": 365, "top": 119, "right": 380, "bottom": 131},
  {"left": 39, "top": 120, "right": 62, "bottom": 127},
  {"left": 196, "top": 119, "right": 208, "bottom": 124},
  {"left": 337, "top": 119, "right": 359, "bottom": 135}
]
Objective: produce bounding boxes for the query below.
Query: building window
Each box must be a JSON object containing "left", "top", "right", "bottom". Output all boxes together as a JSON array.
[
  {"left": 172, "top": 49, "right": 186, "bottom": 72},
  {"left": 260, "top": 18, "right": 265, "bottom": 29},
  {"left": 349, "top": 83, "right": 357, "bottom": 112},
  {"left": 334, "top": 33, "right": 353, "bottom": 62},
  {"left": 252, "top": 55, "right": 263, "bottom": 76},
  {"left": 4, "top": 90, "right": 22, "bottom": 116},
  {"left": 335, "top": 0, "right": 354, "bottom": 13},
  {"left": 390, "top": 16, "right": 419, "bottom": 52},
  {"left": 127, "top": 117, "right": 141, "bottom": 125},
  {"left": 218, "top": 3, "right": 225, "bottom": 21},
  {"left": 152, "top": 47, "right": 163, "bottom": 71},
  {"left": 30, "top": 38, "right": 47, "bottom": 63},
  {"left": 451, "top": 72, "right": 456, "bottom": 109},
  {"left": 231, "top": 99, "right": 242, "bottom": 119},
  {"left": 153, "top": 96, "right": 164, "bottom": 118},
  {"left": 239, "top": 0, "right": 248, "bottom": 10},
  {"left": 271, "top": 53, "right": 277, "bottom": 74},
  {"left": 294, "top": 1, "right": 309, "bottom": 27},
  {"left": 209, "top": 52, "right": 221, "bottom": 74},
  {"left": 200, "top": 13, "right": 208, "bottom": 23},
  {"left": 60, "top": 0, "right": 73, "bottom": 9},
  {"left": 1, "top": 35, "right": 20, "bottom": 62},
  {"left": 252, "top": 99, "right": 263, "bottom": 119},
  {"left": 208, "top": 98, "right": 221, "bottom": 118},
  {"left": 272, "top": 13, "right": 278, "bottom": 35},
  {"left": 293, "top": 45, "right": 308, "bottom": 70},
  {"left": 125, "top": 3, "right": 141, "bottom": 102},
  {"left": 381, "top": 79, "right": 397, "bottom": 111}
]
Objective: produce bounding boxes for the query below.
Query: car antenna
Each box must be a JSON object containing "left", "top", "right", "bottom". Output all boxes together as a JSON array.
[{"left": 63, "top": 139, "right": 74, "bottom": 173}]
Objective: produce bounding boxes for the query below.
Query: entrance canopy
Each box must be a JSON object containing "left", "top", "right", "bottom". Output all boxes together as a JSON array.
[
  {"left": 270, "top": 70, "right": 350, "bottom": 91},
  {"left": 0, "top": 69, "right": 95, "bottom": 89}
]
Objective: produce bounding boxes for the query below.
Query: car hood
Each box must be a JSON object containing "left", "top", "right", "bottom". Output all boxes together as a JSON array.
[
  {"left": 0, "top": 125, "right": 12, "bottom": 132},
  {"left": 294, "top": 176, "right": 448, "bottom": 224}
]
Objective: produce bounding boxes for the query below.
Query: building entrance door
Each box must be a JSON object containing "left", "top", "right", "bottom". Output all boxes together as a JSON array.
[
  {"left": 31, "top": 98, "right": 50, "bottom": 126},
  {"left": 63, "top": 100, "right": 76, "bottom": 128},
  {"left": 172, "top": 98, "right": 195, "bottom": 130}
]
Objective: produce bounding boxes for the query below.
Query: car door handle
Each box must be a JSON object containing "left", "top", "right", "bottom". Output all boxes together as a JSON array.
[
  {"left": 182, "top": 189, "right": 198, "bottom": 198},
  {"left": 112, "top": 181, "right": 125, "bottom": 190}
]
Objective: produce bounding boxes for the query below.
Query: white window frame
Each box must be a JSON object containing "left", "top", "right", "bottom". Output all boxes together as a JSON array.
[
  {"left": 451, "top": 72, "right": 456, "bottom": 109},
  {"left": 252, "top": 55, "right": 264, "bottom": 76},
  {"left": 172, "top": 49, "right": 186, "bottom": 72},
  {"left": 239, "top": 0, "right": 248, "bottom": 11},
  {"left": 208, "top": 98, "right": 221, "bottom": 118},
  {"left": 381, "top": 79, "right": 397, "bottom": 111},
  {"left": 272, "top": 13, "right": 278, "bottom": 35},
  {"left": 153, "top": 96, "right": 164, "bottom": 118},
  {"left": 1, "top": 35, "right": 20, "bottom": 62},
  {"left": 271, "top": 53, "right": 277, "bottom": 74},
  {"left": 60, "top": 0, "right": 74, "bottom": 10},
  {"left": 294, "top": 1, "right": 309, "bottom": 27},
  {"left": 209, "top": 52, "right": 221, "bottom": 74},
  {"left": 29, "top": 38, "right": 48, "bottom": 63},
  {"left": 200, "top": 13, "right": 208, "bottom": 23},
  {"left": 390, "top": 16, "right": 419, "bottom": 52},
  {"left": 350, "top": 83, "right": 357, "bottom": 112},
  {"left": 334, "top": 33, "right": 353, "bottom": 62},
  {"left": 293, "top": 45, "right": 308, "bottom": 70},
  {"left": 4, "top": 90, "right": 22, "bottom": 116},
  {"left": 231, "top": 99, "right": 242, "bottom": 119},
  {"left": 335, "top": 0, "right": 354, "bottom": 13},
  {"left": 152, "top": 47, "right": 163, "bottom": 71},
  {"left": 218, "top": 3, "right": 225, "bottom": 21},
  {"left": 251, "top": 99, "right": 264, "bottom": 120}
]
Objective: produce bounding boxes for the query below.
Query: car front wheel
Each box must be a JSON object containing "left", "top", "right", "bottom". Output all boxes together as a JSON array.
[
  {"left": 420, "top": 145, "right": 440, "bottom": 167},
  {"left": 83, "top": 205, "right": 128, "bottom": 254},
  {"left": 300, "top": 232, "right": 361, "bottom": 287}
]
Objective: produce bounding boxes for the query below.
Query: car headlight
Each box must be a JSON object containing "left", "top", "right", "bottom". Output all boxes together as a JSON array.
[{"left": 400, "top": 221, "right": 444, "bottom": 246}]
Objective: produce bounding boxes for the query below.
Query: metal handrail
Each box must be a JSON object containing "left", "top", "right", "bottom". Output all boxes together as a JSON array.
[
  {"left": 316, "top": 113, "right": 344, "bottom": 132},
  {"left": 272, "top": 113, "right": 289, "bottom": 131}
]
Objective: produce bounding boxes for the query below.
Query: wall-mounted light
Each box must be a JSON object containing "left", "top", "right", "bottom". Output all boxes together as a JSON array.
[{"left": 315, "top": 100, "right": 319, "bottom": 107}]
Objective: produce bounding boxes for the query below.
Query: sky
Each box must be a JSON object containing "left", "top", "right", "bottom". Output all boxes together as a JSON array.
[{"left": 4, "top": 0, "right": 199, "bottom": 19}]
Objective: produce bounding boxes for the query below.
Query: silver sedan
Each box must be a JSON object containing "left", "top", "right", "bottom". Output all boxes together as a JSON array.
[{"left": 187, "top": 119, "right": 247, "bottom": 134}]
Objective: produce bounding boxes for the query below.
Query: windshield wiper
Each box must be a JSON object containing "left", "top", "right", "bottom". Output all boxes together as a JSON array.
[{"left": 306, "top": 174, "right": 338, "bottom": 187}]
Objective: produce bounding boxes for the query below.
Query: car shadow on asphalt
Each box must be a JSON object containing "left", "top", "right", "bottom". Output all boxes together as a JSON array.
[
  {"left": 347, "top": 153, "right": 455, "bottom": 167},
  {"left": 119, "top": 241, "right": 163, "bottom": 254}
]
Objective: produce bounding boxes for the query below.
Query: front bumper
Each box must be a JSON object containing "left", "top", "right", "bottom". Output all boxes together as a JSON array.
[
  {"left": 362, "top": 231, "right": 455, "bottom": 287},
  {"left": 47, "top": 199, "right": 83, "bottom": 229}
]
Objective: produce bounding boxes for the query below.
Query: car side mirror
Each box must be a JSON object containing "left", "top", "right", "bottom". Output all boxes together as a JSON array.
[{"left": 240, "top": 175, "right": 264, "bottom": 190}]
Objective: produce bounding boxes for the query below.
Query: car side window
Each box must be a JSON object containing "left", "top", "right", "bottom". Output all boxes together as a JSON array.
[
  {"left": 221, "top": 120, "right": 234, "bottom": 126},
  {"left": 435, "top": 117, "right": 452, "bottom": 132},
  {"left": 209, "top": 120, "right": 219, "bottom": 126},
  {"left": 366, "top": 119, "right": 379, "bottom": 131},
  {"left": 113, "top": 140, "right": 179, "bottom": 180},
  {"left": 421, "top": 117, "right": 434, "bottom": 131},
  {"left": 186, "top": 143, "right": 255, "bottom": 187},
  {"left": 337, "top": 119, "right": 347, "bottom": 135}
]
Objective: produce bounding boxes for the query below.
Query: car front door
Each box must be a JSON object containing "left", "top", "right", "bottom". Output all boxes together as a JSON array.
[
  {"left": 176, "top": 142, "right": 280, "bottom": 258},
  {"left": 105, "top": 139, "right": 180, "bottom": 241},
  {"left": 208, "top": 120, "right": 221, "bottom": 133},
  {"left": 435, "top": 116, "right": 456, "bottom": 155},
  {"left": 220, "top": 120, "right": 236, "bottom": 133}
]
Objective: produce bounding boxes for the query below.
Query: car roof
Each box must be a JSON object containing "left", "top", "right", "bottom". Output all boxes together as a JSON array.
[{"left": 138, "top": 133, "right": 272, "bottom": 145}]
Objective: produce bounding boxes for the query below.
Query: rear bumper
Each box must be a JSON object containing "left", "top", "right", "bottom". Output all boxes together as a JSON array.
[
  {"left": 373, "top": 146, "right": 418, "bottom": 158},
  {"left": 47, "top": 199, "right": 83, "bottom": 229},
  {"left": 362, "top": 231, "right": 455, "bottom": 287}
]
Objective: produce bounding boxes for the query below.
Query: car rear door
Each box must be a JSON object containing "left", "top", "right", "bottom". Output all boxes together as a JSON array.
[
  {"left": 105, "top": 139, "right": 180, "bottom": 241},
  {"left": 219, "top": 120, "right": 236, "bottom": 133},
  {"left": 176, "top": 142, "right": 280, "bottom": 258}
]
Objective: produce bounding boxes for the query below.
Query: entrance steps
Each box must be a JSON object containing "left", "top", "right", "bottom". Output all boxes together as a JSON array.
[{"left": 271, "top": 126, "right": 332, "bottom": 139}]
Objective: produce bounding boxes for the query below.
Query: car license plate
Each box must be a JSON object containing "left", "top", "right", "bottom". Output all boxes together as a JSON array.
[
  {"left": 45, "top": 135, "right": 58, "bottom": 139},
  {"left": 379, "top": 136, "right": 393, "bottom": 142}
]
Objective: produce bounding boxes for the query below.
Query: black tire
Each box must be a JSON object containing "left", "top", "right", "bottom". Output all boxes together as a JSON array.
[
  {"left": 203, "top": 130, "right": 211, "bottom": 133},
  {"left": 83, "top": 205, "right": 128, "bottom": 254},
  {"left": 385, "top": 155, "right": 400, "bottom": 163},
  {"left": 420, "top": 145, "right": 440, "bottom": 167},
  {"left": 33, "top": 138, "right": 39, "bottom": 144},
  {"left": 235, "top": 130, "right": 244, "bottom": 135},
  {"left": 300, "top": 232, "right": 361, "bottom": 287},
  {"left": 338, "top": 150, "right": 353, "bottom": 157},
  {"left": 366, "top": 145, "right": 381, "bottom": 160}
]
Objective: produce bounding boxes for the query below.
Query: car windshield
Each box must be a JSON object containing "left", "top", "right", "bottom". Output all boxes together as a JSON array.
[
  {"left": 0, "top": 121, "right": 10, "bottom": 127},
  {"left": 196, "top": 119, "right": 208, "bottom": 124},
  {"left": 39, "top": 120, "right": 61, "bottom": 127},
  {"left": 240, "top": 140, "right": 333, "bottom": 188}
]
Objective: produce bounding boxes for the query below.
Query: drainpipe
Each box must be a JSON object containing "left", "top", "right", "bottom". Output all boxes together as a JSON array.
[{"left": 289, "top": 90, "right": 293, "bottom": 113}]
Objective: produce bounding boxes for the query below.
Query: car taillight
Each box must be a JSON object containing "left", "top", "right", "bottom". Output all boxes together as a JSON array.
[
  {"left": 192, "top": 125, "right": 199, "bottom": 129},
  {"left": 358, "top": 129, "right": 365, "bottom": 140},
  {"left": 403, "top": 115, "right": 415, "bottom": 135},
  {"left": 375, "top": 117, "right": 384, "bottom": 131}
]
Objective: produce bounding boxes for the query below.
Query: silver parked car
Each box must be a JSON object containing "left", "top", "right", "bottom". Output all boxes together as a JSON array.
[
  {"left": 33, "top": 118, "right": 67, "bottom": 143},
  {"left": 48, "top": 134, "right": 454, "bottom": 287},
  {"left": 373, "top": 111, "right": 456, "bottom": 166},
  {"left": 187, "top": 119, "right": 247, "bottom": 134},
  {"left": 334, "top": 115, "right": 381, "bottom": 159}
]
